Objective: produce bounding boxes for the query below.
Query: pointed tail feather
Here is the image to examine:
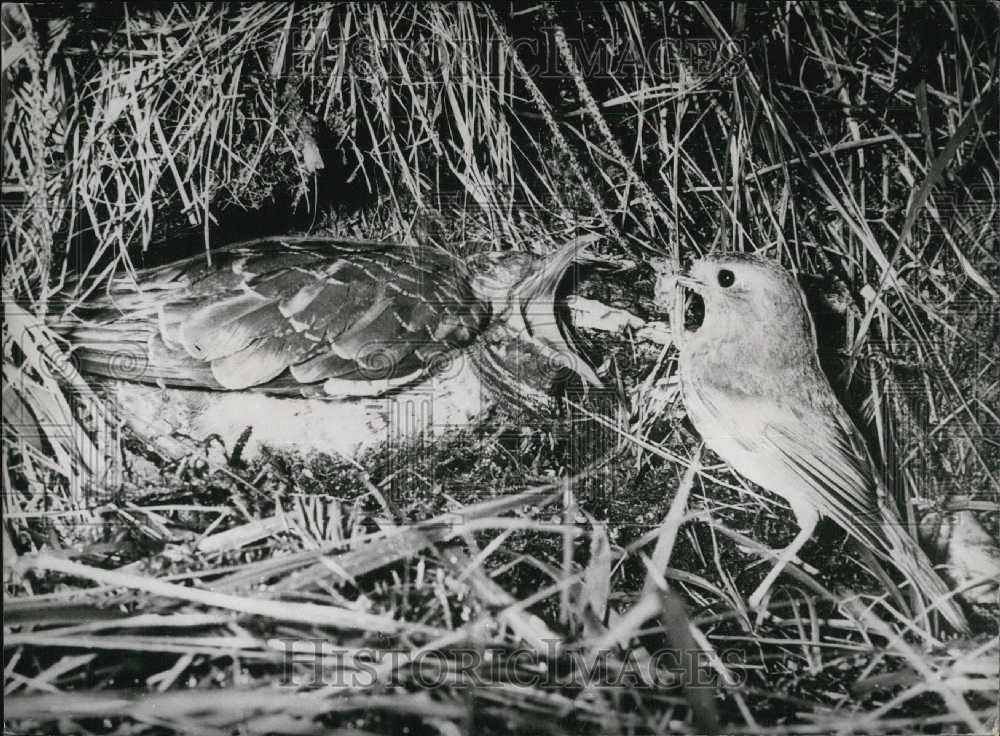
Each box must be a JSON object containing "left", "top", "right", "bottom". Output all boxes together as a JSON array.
[{"left": 878, "top": 508, "right": 970, "bottom": 634}]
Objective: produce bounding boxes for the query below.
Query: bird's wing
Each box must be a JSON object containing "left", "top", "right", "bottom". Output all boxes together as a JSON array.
[
  {"left": 700, "top": 383, "right": 970, "bottom": 631},
  {"left": 691, "top": 380, "right": 887, "bottom": 553},
  {"left": 69, "top": 238, "right": 488, "bottom": 395},
  {"left": 761, "top": 401, "right": 889, "bottom": 549}
]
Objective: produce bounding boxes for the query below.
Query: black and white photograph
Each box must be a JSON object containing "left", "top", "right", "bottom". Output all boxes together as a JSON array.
[{"left": 2, "top": 2, "right": 998, "bottom": 734}]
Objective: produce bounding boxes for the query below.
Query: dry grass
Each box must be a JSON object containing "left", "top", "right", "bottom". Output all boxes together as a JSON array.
[{"left": 2, "top": 3, "right": 998, "bottom": 735}]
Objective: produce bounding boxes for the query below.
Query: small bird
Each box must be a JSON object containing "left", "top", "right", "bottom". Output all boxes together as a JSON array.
[
  {"left": 920, "top": 510, "right": 1000, "bottom": 608},
  {"left": 657, "top": 253, "right": 970, "bottom": 633},
  {"left": 50, "top": 236, "right": 607, "bottom": 461}
]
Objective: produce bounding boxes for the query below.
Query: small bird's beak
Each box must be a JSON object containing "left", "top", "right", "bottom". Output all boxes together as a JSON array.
[
  {"left": 653, "top": 270, "right": 705, "bottom": 343},
  {"left": 653, "top": 272, "right": 703, "bottom": 311},
  {"left": 674, "top": 274, "right": 704, "bottom": 291}
]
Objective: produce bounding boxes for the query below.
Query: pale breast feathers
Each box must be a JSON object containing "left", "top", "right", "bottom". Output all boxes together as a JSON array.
[{"left": 685, "top": 371, "right": 886, "bottom": 552}]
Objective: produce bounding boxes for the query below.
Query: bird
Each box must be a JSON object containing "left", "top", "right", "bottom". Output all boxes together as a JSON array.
[
  {"left": 48, "top": 235, "right": 609, "bottom": 462},
  {"left": 920, "top": 509, "right": 1000, "bottom": 608},
  {"left": 656, "top": 253, "right": 970, "bottom": 633}
]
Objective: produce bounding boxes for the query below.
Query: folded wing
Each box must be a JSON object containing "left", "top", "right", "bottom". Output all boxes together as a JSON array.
[
  {"left": 686, "top": 376, "right": 887, "bottom": 554},
  {"left": 63, "top": 238, "right": 487, "bottom": 397}
]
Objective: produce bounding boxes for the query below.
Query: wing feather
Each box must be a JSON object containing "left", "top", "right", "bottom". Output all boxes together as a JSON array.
[
  {"left": 66, "top": 238, "right": 490, "bottom": 393},
  {"left": 686, "top": 373, "right": 886, "bottom": 553},
  {"left": 756, "top": 404, "right": 887, "bottom": 554},
  {"left": 180, "top": 295, "right": 286, "bottom": 361},
  {"left": 210, "top": 338, "right": 292, "bottom": 389},
  {"left": 289, "top": 351, "right": 364, "bottom": 383}
]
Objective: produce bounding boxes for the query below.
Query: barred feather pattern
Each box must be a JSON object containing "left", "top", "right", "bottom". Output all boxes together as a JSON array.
[
  {"left": 57, "top": 238, "right": 489, "bottom": 395},
  {"left": 48, "top": 237, "right": 603, "bottom": 457}
]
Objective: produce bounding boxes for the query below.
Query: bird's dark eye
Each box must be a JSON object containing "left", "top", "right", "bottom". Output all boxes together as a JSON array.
[{"left": 717, "top": 269, "right": 735, "bottom": 287}]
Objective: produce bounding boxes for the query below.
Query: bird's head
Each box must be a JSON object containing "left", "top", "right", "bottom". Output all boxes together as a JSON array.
[{"left": 657, "top": 253, "right": 817, "bottom": 357}]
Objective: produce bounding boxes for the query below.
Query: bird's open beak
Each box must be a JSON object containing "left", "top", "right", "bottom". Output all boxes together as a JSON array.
[
  {"left": 509, "top": 238, "right": 604, "bottom": 389},
  {"left": 673, "top": 274, "right": 703, "bottom": 291},
  {"left": 653, "top": 272, "right": 703, "bottom": 311},
  {"left": 652, "top": 270, "right": 706, "bottom": 340}
]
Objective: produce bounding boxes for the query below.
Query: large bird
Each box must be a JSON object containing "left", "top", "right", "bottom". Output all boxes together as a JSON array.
[{"left": 51, "top": 235, "right": 611, "bottom": 460}]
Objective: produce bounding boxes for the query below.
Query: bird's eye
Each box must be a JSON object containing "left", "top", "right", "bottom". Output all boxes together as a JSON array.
[{"left": 717, "top": 269, "right": 735, "bottom": 287}]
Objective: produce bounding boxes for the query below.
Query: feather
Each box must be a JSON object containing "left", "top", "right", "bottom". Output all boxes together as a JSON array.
[
  {"left": 182, "top": 264, "right": 245, "bottom": 297},
  {"left": 146, "top": 333, "right": 222, "bottom": 387},
  {"left": 53, "top": 236, "right": 602, "bottom": 405},
  {"left": 210, "top": 337, "right": 294, "bottom": 389},
  {"left": 322, "top": 370, "right": 423, "bottom": 398},
  {"left": 235, "top": 249, "right": 322, "bottom": 276},
  {"left": 309, "top": 279, "right": 377, "bottom": 337},
  {"left": 248, "top": 269, "right": 319, "bottom": 302},
  {"left": 277, "top": 279, "right": 328, "bottom": 320},
  {"left": 159, "top": 298, "right": 210, "bottom": 349},
  {"left": 179, "top": 294, "right": 277, "bottom": 360},
  {"left": 763, "top": 421, "right": 884, "bottom": 548},
  {"left": 328, "top": 296, "right": 395, "bottom": 359},
  {"left": 289, "top": 351, "right": 366, "bottom": 383}
]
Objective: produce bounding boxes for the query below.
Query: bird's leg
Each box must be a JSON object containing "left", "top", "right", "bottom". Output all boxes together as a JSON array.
[{"left": 748, "top": 502, "right": 819, "bottom": 612}]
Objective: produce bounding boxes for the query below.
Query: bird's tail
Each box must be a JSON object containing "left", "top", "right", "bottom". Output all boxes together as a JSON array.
[
  {"left": 45, "top": 292, "right": 179, "bottom": 387},
  {"left": 3, "top": 298, "right": 125, "bottom": 490},
  {"left": 876, "top": 502, "right": 971, "bottom": 634}
]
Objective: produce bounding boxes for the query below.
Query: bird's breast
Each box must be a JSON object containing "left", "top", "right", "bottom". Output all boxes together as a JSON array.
[
  {"left": 679, "top": 346, "right": 774, "bottom": 476},
  {"left": 679, "top": 341, "right": 840, "bottom": 508}
]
